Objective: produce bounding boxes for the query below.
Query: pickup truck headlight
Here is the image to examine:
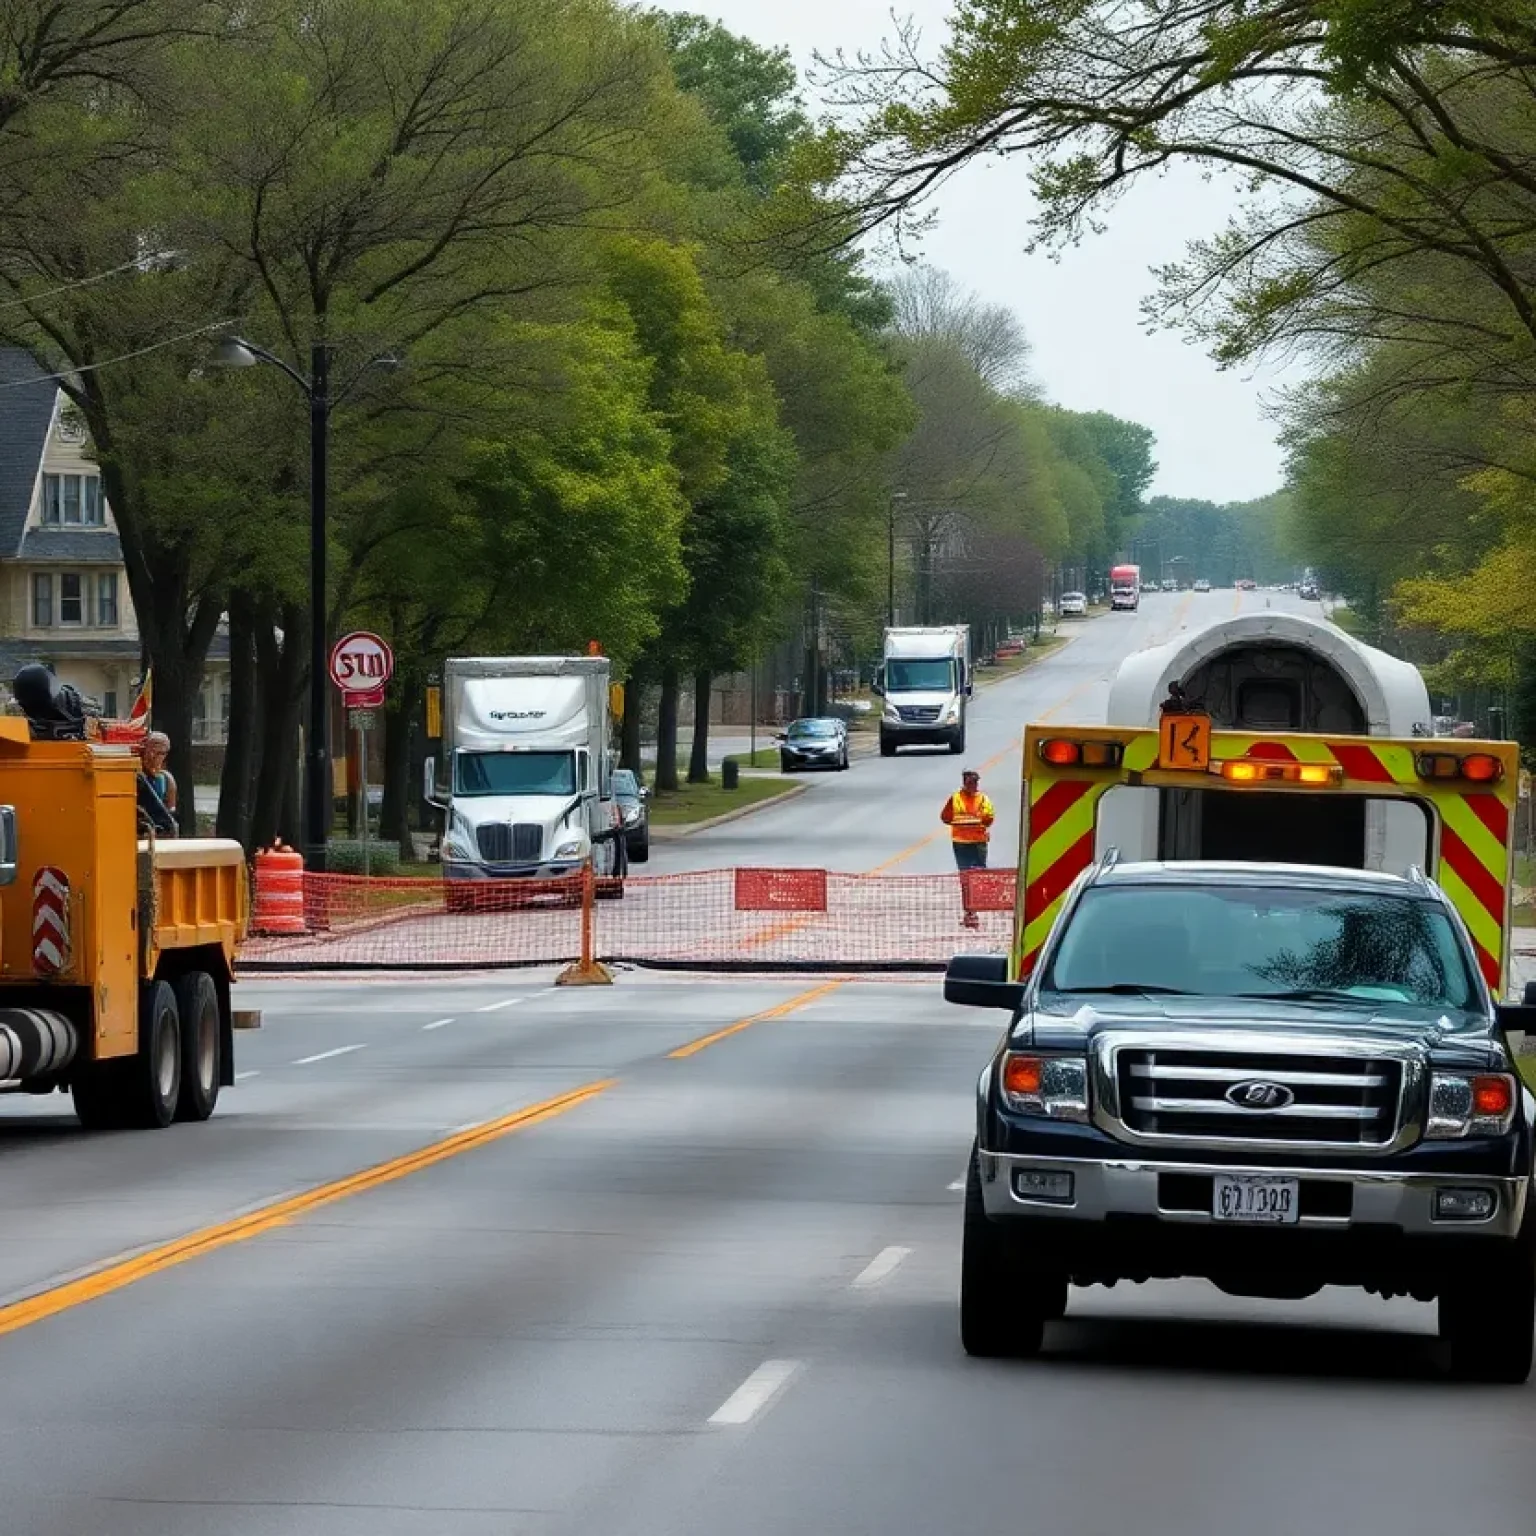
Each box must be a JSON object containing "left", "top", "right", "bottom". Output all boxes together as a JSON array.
[
  {"left": 999, "top": 1052, "right": 1089, "bottom": 1122},
  {"left": 1426, "top": 1072, "right": 1518, "bottom": 1139},
  {"left": 553, "top": 839, "right": 584, "bottom": 860}
]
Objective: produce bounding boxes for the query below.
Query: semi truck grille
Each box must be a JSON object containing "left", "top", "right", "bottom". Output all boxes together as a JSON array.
[
  {"left": 897, "top": 706, "right": 941, "bottom": 723},
  {"left": 1114, "top": 1048, "right": 1404, "bottom": 1148},
  {"left": 476, "top": 824, "right": 543, "bottom": 863}
]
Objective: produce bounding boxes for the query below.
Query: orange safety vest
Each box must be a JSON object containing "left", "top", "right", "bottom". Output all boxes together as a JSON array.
[{"left": 942, "top": 790, "right": 994, "bottom": 844}]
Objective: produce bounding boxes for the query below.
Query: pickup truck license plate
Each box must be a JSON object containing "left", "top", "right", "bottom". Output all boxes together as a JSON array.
[{"left": 1212, "top": 1175, "right": 1299, "bottom": 1224}]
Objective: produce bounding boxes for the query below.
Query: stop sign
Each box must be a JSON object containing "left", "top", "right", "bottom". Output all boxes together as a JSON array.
[{"left": 329, "top": 631, "right": 394, "bottom": 706}]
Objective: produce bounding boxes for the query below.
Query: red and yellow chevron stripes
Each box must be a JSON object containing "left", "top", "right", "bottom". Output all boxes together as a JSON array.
[{"left": 1013, "top": 728, "right": 1517, "bottom": 993}]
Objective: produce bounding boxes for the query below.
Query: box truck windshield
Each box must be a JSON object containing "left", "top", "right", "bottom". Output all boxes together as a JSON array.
[
  {"left": 888, "top": 658, "right": 954, "bottom": 691},
  {"left": 454, "top": 751, "right": 576, "bottom": 797}
]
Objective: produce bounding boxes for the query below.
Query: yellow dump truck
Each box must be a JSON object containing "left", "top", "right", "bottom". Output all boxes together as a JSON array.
[{"left": 0, "top": 717, "right": 249, "bottom": 1129}]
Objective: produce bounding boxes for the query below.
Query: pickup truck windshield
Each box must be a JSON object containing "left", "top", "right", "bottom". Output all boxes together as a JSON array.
[
  {"left": 1041, "top": 884, "right": 1476, "bottom": 1010},
  {"left": 454, "top": 751, "right": 576, "bottom": 797},
  {"left": 886, "top": 659, "right": 953, "bottom": 692}
]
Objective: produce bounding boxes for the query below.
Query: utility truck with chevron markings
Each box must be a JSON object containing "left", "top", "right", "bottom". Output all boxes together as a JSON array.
[
  {"left": 0, "top": 667, "right": 250, "bottom": 1130},
  {"left": 943, "top": 612, "right": 1536, "bottom": 1381}
]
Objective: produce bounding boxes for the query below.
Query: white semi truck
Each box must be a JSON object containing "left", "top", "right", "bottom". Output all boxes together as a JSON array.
[
  {"left": 426, "top": 656, "right": 625, "bottom": 903},
  {"left": 877, "top": 625, "right": 972, "bottom": 756}
]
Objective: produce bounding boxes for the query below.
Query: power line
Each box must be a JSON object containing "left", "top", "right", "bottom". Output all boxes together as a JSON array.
[
  {"left": 0, "top": 318, "right": 239, "bottom": 392},
  {"left": 0, "top": 255, "right": 178, "bottom": 313}
]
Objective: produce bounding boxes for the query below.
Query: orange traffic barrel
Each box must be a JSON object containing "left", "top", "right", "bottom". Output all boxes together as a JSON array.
[{"left": 253, "top": 840, "right": 307, "bottom": 934}]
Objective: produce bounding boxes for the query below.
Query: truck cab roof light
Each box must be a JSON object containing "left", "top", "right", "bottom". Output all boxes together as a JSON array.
[{"left": 1461, "top": 753, "right": 1502, "bottom": 783}]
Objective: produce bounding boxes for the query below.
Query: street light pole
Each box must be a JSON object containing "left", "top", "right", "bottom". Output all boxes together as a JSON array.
[
  {"left": 887, "top": 490, "right": 907, "bottom": 628},
  {"left": 307, "top": 341, "right": 330, "bottom": 874},
  {"left": 212, "top": 333, "right": 397, "bottom": 873}
]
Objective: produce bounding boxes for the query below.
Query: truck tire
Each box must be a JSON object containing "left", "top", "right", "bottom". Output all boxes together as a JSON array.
[
  {"left": 173, "top": 970, "right": 221, "bottom": 1123},
  {"left": 948, "top": 728, "right": 966, "bottom": 755},
  {"left": 879, "top": 736, "right": 896, "bottom": 758},
  {"left": 960, "top": 1147, "right": 1055, "bottom": 1358},
  {"left": 1440, "top": 1245, "right": 1535, "bottom": 1384},
  {"left": 124, "top": 981, "right": 182, "bottom": 1130},
  {"left": 71, "top": 1064, "right": 121, "bottom": 1131}
]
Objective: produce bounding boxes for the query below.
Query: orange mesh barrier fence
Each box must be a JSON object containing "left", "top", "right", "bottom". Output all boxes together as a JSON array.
[{"left": 237, "top": 867, "right": 1016, "bottom": 972}]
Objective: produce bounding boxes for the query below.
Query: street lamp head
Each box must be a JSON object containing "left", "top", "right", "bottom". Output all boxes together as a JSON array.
[{"left": 209, "top": 336, "right": 260, "bottom": 370}]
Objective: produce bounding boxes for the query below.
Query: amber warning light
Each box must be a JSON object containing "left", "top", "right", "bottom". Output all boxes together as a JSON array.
[
  {"left": 1415, "top": 752, "right": 1503, "bottom": 783},
  {"left": 1038, "top": 738, "right": 1123, "bottom": 769},
  {"left": 1221, "top": 760, "right": 1342, "bottom": 786}
]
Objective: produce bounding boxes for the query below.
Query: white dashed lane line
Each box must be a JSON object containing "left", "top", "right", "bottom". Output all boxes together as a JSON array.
[
  {"left": 850, "top": 1246, "right": 911, "bottom": 1289},
  {"left": 421, "top": 1018, "right": 455, "bottom": 1032},
  {"left": 292, "top": 1044, "right": 367, "bottom": 1066},
  {"left": 708, "top": 1360, "right": 802, "bottom": 1426}
]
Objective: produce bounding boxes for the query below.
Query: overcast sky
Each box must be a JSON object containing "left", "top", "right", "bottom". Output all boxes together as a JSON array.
[{"left": 651, "top": 0, "right": 1290, "bottom": 504}]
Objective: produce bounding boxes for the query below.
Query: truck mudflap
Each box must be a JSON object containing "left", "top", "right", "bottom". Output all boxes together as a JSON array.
[{"left": 1012, "top": 726, "right": 1518, "bottom": 991}]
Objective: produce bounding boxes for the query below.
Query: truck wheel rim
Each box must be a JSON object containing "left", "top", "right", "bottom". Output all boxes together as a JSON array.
[
  {"left": 156, "top": 1015, "right": 177, "bottom": 1100},
  {"left": 197, "top": 1005, "right": 216, "bottom": 1088}
]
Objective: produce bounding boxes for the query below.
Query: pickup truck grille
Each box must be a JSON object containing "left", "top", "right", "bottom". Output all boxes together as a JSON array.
[
  {"left": 897, "top": 705, "right": 941, "bottom": 723},
  {"left": 476, "top": 823, "right": 542, "bottom": 863},
  {"left": 1114, "top": 1048, "right": 1404, "bottom": 1148}
]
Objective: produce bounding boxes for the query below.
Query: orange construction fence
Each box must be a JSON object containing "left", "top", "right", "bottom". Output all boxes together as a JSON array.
[{"left": 235, "top": 866, "right": 1016, "bottom": 972}]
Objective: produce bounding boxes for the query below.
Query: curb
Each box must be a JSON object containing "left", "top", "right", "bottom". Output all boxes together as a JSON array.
[{"left": 650, "top": 782, "right": 809, "bottom": 841}]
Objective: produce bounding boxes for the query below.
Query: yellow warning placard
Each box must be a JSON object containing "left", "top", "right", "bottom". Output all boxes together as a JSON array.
[{"left": 1159, "top": 713, "right": 1211, "bottom": 772}]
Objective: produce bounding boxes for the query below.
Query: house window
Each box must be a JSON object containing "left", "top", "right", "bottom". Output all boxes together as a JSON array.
[
  {"left": 96, "top": 572, "right": 118, "bottom": 627},
  {"left": 41, "top": 474, "right": 104, "bottom": 526},
  {"left": 59, "top": 573, "right": 83, "bottom": 625},
  {"left": 32, "top": 573, "right": 52, "bottom": 626}
]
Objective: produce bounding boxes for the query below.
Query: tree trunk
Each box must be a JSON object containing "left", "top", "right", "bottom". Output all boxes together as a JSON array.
[
  {"left": 379, "top": 667, "right": 422, "bottom": 861},
  {"left": 216, "top": 599, "right": 262, "bottom": 849},
  {"left": 688, "top": 669, "right": 711, "bottom": 783},
  {"left": 620, "top": 679, "right": 644, "bottom": 776},
  {"left": 250, "top": 603, "right": 308, "bottom": 851},
  {"left": 655, "top": 666, "right": 680, "bottom": 792}
]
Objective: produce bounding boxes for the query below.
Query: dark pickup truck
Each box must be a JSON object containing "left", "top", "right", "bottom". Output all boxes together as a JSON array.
[{"left": 947, "top": 858, "right": 1536, "bottom": 1382}]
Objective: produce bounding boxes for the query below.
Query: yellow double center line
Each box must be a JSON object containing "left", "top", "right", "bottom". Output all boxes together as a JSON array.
[{"left": 0, "top": 983, "right": 838, "bottom": 1338}]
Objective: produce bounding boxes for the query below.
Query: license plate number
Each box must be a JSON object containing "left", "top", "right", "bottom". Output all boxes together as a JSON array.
[{"left": 1212, "top": 1176, "right": 1299, "bottom": 1225}]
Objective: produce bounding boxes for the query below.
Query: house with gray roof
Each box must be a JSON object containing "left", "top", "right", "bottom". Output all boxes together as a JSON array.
[{"left": 0, "top": 349, "right": 229, "bottom": 740}]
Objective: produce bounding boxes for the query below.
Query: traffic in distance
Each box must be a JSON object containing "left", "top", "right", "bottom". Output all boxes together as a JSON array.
[{"left": 0, "top": 583, "right": 1531, "bottom": 1536}]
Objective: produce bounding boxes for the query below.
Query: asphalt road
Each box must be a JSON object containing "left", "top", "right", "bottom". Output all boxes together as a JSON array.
[
  {"left": 3, "top": 587, "right": 1531, "bottom": 1536},
  {"left": 652, "top": 586, "right": 1324, "bottom": 874}
]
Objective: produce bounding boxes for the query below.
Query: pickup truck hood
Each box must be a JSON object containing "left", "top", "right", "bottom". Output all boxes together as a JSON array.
[{"left": 1024, "top": 992, "right": 1500, "bottom": 1066}]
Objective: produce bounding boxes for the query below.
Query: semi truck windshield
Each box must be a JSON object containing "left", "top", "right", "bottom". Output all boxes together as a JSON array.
[
  {"left": 887, "top": 659, "right": 954, "bottom": 691},
  {"left": 454, "top": 751, "right": 576, "bottom": 797}
]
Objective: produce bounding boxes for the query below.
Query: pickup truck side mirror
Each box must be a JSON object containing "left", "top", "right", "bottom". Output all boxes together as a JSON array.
[
  {"left": 1495, "top": 1002, "right": 1536, "bottom": 1060},
  {"left": 944, "top": 952, "right": 1025, "bottom": 1011}
]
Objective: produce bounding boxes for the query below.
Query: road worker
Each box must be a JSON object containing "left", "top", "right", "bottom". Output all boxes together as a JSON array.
[{"left": 941, "top": 768, "right": 995, "bottom": 928}]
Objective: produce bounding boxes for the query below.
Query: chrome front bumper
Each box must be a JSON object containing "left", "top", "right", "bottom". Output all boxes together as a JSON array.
[{"left": 979, "top": 1150, "right": 1529, "bottom": 1239}]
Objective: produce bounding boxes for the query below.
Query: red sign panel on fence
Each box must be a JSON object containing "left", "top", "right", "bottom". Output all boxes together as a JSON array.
[
  {"left": 960, "top": 868, "right": 1015, "bottom": 913},
  {"left": 733, "top": 867, "right": 829, "bottom": 912}
]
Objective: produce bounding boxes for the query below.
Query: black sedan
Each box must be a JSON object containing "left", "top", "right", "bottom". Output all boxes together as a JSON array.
[
  {"left": 611, "top": 768, "right": 649, "bottom": 862},
  {"left": 778, "top": 717, "right": 849, "bottom": 772}
]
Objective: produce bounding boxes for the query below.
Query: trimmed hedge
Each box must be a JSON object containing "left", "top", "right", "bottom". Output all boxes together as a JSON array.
[{"left": 325, "top": 839, "right": 402, "bottom": 877}]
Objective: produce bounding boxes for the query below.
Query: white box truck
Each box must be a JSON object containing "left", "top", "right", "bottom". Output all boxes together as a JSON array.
[
  {"left": 876, "top": 625, "right": 972, "bottom": 756},
  {"left": 425, "top": 657, "right": 625, "bottom": 905}
]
